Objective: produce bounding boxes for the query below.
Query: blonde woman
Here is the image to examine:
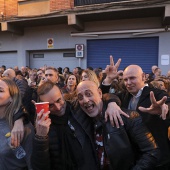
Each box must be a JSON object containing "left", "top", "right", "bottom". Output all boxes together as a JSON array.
[
  {"left": 81, "top": 69, "right": 100, "bottom": 87},
  {"left": 0, "top": 77, "right": 34, "bottom": 170}
]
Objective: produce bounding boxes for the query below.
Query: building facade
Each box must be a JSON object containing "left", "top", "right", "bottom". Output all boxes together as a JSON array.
[{"left": 0, "top": 0, "right": 170, "bottom": 74}]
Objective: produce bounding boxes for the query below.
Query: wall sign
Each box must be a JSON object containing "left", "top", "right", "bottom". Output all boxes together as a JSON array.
[
  {"left": 161, "top": 55, "right": 169, "bottom": 65},
  {"left": 47, "top": 38, "right": 54, "bottom": 49},
  {"left": 75, "top": 44, "right": 84, "bottom": 58}
]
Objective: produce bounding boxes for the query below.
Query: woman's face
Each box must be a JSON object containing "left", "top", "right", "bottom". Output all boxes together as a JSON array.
[
  {"left": 64, "top": 68, "right": 68, "bottom": 73},
  {"left": 158, "top": 81, "right": 166, "bottom": 91},
  {"left": 81, "top": 72, "right": 89, "bottom": 81},
  {"left": 155, "top": 69, "right": 161, "bottom": 77},
  {"left": 0, "top": 80, "right": 11, "bottom": 107},
  {"left": 29, "top": 72, "right": 37, "bottom": 81},
  {"left": 67, "top": 75, "right": 77, "bottom": 86}
]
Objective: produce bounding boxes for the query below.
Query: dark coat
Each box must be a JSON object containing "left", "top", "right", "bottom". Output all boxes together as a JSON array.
[
  {"left": 117, "top": 86, "right": 170, "bottom": 166},
  {"left": 102, "top": 109, "right": 159, "bottom": 170},
  {"left": 31, "top": 102, "right": 99, "bottom": 170},
  {"left": 13, "top": 77, "right": 36, "bottom": 124}
]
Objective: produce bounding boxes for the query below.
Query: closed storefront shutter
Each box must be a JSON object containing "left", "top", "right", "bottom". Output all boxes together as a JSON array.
[
  {"left": 29, "top": 51, "right": 77, "bottom": 71},
  {"left": 87, "top": 37, "right": 158, "bottom": 73},
  {"left": 0, "top": 52, "right": 18, "bottom": 69}
]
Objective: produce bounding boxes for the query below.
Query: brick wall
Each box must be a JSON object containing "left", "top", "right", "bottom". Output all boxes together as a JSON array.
[
  {"left": 0, "top": 1, "right": 5, "bottom": 14},
  {"left": 0, "top": 0, "right": 75, "bottom": 20},
  {"left": 50, "top": 0, "right": 74, "bottom": 11},
  {"left": 0, "top": 0, "right": 18, "bottom": 19},
  {"left": 6, "top": 0, "right": 18, "bottom": 17}
]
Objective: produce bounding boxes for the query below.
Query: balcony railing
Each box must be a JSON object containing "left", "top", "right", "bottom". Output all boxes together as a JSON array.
[{"left": 74, "top": 0, "right": 132, "bottom": 6}]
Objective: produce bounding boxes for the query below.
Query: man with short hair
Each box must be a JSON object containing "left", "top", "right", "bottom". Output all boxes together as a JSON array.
[
  {"left": 39, "top": 66, "right": 64, "bottom": 88},
  {"left": 73, "top": 67, "right": 82, "bottom": 77},
  {"left": 102, "top": 57, "right": 170, "bottom": 170},
  {"left": 76, "top": 80, "right": 159, "bottom": 170},
  {"left": 117, "top": 70, "right": 123, "bottom": 82},
  {"left": 37, "top": 69, "right": 45, "bottom": 85},
  {"left": 148, "top": 65, "right": 158, "bottom": 82},
  {"left": 2, "top": 68, "right": 29, "bottom": 98},
  {"left": 31, "top": 81, "right": 99, "bottom": 170},
  {"left": 31, "top": 80, "right": 128, "bottom": 170},
  {"left": 122, "top": 65, "right": 170, "bottom": 170},
  {"left": 154, "top": 67, "right": 162, "bottom": 80},
  {"left": 37, "top": 69, "right": 45, "bottom": 80},
  {"left": 152, "top": 65, "right": 158, "bottom": 73},
  {"left": 13, "top": 66, "right": 19, "bottom": 72},
  {"left": 20, "top": 66, "right": 29, "bottom": 79},
  {"left": 45, "top": 67, "right": 59, "bottom": 84}
]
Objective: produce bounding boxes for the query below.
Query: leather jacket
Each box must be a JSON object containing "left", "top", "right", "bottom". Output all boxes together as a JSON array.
[{"left": 94, "top": 107, "right": 160, "bottom": 170}]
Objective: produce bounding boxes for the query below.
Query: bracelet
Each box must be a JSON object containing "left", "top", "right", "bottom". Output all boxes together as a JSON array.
[{"left": 35, "top": 134, "right": 48, "bottom": 140}]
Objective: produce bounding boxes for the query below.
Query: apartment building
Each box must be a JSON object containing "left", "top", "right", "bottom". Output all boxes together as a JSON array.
[{"left": 0, "top": 0, "right": 170, "bottom": 74}]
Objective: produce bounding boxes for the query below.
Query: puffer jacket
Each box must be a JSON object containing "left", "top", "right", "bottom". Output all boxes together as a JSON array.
[{"left": 94, "top": 107, "right": 160, "bottom": 170}]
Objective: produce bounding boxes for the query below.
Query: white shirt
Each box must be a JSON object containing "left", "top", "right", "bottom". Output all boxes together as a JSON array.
[{"left": 128, "top": 84, "right": 148, "bottom": 110}]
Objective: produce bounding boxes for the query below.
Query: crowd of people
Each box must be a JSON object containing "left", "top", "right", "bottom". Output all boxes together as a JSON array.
[{"left": 0, "top": 55, "right": 170, "bottom": 170}]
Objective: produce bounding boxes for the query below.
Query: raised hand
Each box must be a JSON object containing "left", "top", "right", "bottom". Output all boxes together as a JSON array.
[
  {"left": 35, "top": 109, "right": 51, "bottom": 137},
  {"left": 103, "top": 55, "right": 121, "bottom": 85},
  {"left": 138, "top": 91, "right": 168, "bottom": 120},
  {"left": 32, "top": 100, "right": 51, "bottom": 136}
]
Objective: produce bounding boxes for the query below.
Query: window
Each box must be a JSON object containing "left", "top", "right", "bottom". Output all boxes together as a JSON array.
[
  {"left": 33, "top": 54, "right": 44, "bottom": 58},
  {"left": 63, "top": 53, "right": 75, "bottom": 57}
]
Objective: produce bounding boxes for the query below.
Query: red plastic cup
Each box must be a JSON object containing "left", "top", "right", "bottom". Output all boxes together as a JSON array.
[{"left": 35, "top": 102, "right": 49, "bottom": 114}]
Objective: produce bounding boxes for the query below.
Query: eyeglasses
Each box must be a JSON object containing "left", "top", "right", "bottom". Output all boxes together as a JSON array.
[{"left": 45, "top": 74, "right": 53, "bottom": 77}]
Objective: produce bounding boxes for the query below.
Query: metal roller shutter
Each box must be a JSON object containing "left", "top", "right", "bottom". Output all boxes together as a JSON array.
[
  {"left": 87, "top": 37, "right": 158, "bottom": 73},
  {"left": 0, "top": 52, "right": 18, "bottom": 69},
  {"left": 29, "top": 51, "right": 77, "bottom": 71}
]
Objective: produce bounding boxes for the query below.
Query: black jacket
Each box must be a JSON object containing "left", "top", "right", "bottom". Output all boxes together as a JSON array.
[
  {"left": 31, "top": 102, "right": 99, "bottom": 170},
  {"left": 94, "top": 106, "right": 160, "bottom": 170},
  {"left": 13, "top": 77, "right": 36, "bottom": 123},
  {"left": 117, "top": 86, "right": 170, "bottom": 166}
]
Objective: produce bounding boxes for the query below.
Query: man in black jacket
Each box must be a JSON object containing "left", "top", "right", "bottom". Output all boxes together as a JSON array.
[
  {"left": 76, "top": 80, "right": 160, "bottom": 170},
  {"left": 32, "top": 81, "right": 129, "bottom": 170},
  {"left": 32, "top": 81, "right": 100, "bottom": 170},
  {"left": 102, "top": 57, "right": 170, "bottom": 170},
  {"left": 121, "top": 65, "right": 170, "bottom": 170}
]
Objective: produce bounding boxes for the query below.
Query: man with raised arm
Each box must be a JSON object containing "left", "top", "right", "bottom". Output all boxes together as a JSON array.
[
  {"left": 31, "top": 81, "right": 121, "bottom": 170},
  {"left": 102, "top": 56, "right": 170, "bottom": 170},
  {"left": 76, "top": 80, "right": 159, "bottom": 170}
]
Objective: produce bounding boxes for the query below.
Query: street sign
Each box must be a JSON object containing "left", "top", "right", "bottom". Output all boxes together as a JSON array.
[{"left": 75, "top": 44, "right": 84, "bottom": 58}]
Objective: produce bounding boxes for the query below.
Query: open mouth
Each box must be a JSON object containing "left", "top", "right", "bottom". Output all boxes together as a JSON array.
[{"left": 84, "top": 103, "right": 94, "bottom": 112}]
